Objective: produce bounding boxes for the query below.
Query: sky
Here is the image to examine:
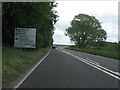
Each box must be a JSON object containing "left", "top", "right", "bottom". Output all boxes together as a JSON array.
[{"left": 53, "top": 1, "right": 119, "bottom": 45}]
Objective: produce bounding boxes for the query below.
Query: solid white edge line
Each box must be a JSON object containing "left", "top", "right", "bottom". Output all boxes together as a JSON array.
[
  {"left": 14, "top": 50, "right": 50, "bottom": 88},
  {"left": 77, "top": 58, "right": 120, "bottom": 80},
  {"left": 58, "top": 49, "right": 120, "bottom": 80},
  {"left": 86, "top": 58, "right": 100, "bottom": 65},
  {"left": 85, "top": 58, "right": 120, "bottom": 77},
  {"left": 77, "top": 57, "right": 120, "bottom": 77}
]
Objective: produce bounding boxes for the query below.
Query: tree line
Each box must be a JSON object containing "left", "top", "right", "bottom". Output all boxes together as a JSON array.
[{"left": 2, "top": 2, "right": 58, "bottom": 48}]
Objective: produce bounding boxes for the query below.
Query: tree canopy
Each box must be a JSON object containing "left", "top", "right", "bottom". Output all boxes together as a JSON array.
[
  {"left": 2, "top": 2, "right": 58, "bottom": 48},
  {"left": 65, "top": 13, "right": 107, "bottom": 48}
]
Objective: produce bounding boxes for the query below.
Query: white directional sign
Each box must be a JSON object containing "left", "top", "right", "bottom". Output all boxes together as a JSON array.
[{"left": 14, "top": 28, "right": 36, "bottom": 48}]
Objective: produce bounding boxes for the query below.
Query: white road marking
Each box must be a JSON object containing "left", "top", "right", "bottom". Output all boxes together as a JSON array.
[
  {"left": 86, "top": 58, "right": 100, "bottom": 65},
  {"left": 58, "top": 49, "right": 120, "bottom": 80},
  {"left": 14, "top": 50, "right": 50, "bottom": 88},
  {"left": 82, "top": 58, "right": 120, "bottom": 76}
]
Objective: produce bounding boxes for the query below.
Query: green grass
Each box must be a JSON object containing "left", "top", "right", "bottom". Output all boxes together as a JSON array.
[
  {"left": 2, "top": 46, "right": 49, "bottom": 87},
  {"left": 66, "top": 47, "right": 118, "bottom": 60}
]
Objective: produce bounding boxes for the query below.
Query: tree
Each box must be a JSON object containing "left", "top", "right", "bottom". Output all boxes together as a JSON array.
[
  {"left": 65, "top": 13, "right": 107, "bottom": 48},
  {"left": 2, "top": 2, "right": 58, "bottom": 48}
]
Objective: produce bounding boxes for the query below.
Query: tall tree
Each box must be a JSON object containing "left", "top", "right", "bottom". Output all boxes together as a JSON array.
[
  {"left": 65, "top": 13, "right": 107, "bottom": 48},
  {"left": 2, "top": 2, "right": 58, "bottom": 48}
]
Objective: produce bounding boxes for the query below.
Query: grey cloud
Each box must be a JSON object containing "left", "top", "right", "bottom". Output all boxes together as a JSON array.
[
  {"left": 97, "top": 15, "right": 118, "bottom": 25},
  {"left": 55, "top": 20, "right": 70, "bottom": 32}
]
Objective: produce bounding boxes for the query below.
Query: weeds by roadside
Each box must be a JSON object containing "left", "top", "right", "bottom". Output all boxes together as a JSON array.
[
  {"left": 66, "top": 46, "right": 118, "bottom": 60},
  {"left": 2, "top": 46, "right": 49, "bottom": 87}
]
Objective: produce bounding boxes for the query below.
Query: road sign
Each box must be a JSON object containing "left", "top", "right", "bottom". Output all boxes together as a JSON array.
[{"left": 14, "top": 28, "right": 36, "bottom": 48}]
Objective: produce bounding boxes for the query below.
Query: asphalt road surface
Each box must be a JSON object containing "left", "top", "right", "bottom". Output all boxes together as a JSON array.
[
  {"left": 60, "top": 47, "right": 119, "bottom": 73},
  {"left": 18, "top": 48, "right": 119, "bottom": 88}
]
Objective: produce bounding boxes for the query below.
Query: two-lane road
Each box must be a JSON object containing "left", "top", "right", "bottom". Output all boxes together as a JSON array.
[{"left": 18, "top": 49, "right": 119, "bottom": 88}]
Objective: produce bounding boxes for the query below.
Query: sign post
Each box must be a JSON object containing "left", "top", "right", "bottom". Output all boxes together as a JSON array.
[{"left": 14, "top": 28, "right": 36, "bottom": 48}]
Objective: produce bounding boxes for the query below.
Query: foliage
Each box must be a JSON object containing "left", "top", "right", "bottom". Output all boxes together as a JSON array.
[
  {"left": 2, "top": 2, "right": 58, "bottom": 48},
  {"left": 2, "top": 46, "right": 49, "bottom": 87},
  {"left": 67, "top": 41, "right": 119, "bottom": 60},
  {"left": 65, "top": 13, "right": 107, "bottom": 48}
]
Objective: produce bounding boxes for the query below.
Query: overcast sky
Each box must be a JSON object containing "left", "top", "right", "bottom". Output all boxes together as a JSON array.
[{"left": 53, "top": 1, "right": 118, "bottom": 45}]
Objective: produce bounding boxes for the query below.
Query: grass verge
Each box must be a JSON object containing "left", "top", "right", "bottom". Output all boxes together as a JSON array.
[
  {"left": 2, "top": 46, "right": 49, "bottom": 87},
  {"left": 66, "top": 47, "right": 119, "bottom": 60}
]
